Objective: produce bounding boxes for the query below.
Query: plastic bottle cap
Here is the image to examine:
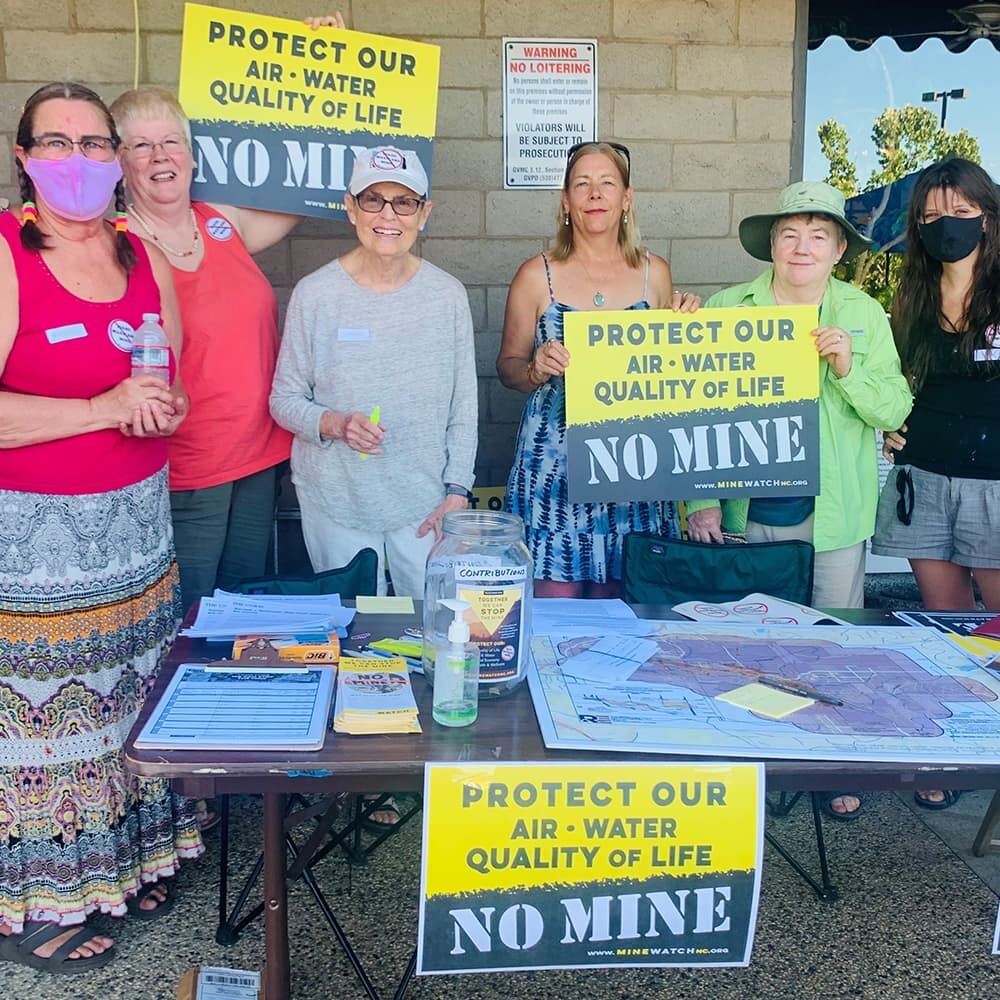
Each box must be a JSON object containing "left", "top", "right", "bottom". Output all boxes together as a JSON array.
[
  {"left": 439, "top": 598, "right": 471, "bottom": 644},
  {"left": 142, "top": 312, "right": 160, "bottom": 323}
]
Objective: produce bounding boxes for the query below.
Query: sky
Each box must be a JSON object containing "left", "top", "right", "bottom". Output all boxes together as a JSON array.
[{"left": 804, "top": 36, "right": 1000, "bottom": 188}]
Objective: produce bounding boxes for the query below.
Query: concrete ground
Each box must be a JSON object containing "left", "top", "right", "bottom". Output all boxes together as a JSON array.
[
  {"left": 8, "top": 571, "right": 1000, "bottom": 999},
  {"left": 4, "top": 788, "right": 1000, "bottom": 1000}
]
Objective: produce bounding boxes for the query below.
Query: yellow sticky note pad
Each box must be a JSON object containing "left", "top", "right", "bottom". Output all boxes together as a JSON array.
[
  {"left": 356, "top": 596, "right": 415, "bottom": 614},
  {"left": 717, "top": 682, "right": 813, "bottom": 719}
]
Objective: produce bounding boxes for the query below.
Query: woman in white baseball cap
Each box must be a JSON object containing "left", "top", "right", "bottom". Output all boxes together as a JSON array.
[{"left": 270, "top": 145, "right": 477, "bottom": 602}]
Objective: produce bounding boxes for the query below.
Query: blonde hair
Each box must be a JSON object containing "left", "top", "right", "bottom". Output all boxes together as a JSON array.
[
  {"left": 549, "top": 142, "right": 643, "bottom": 268},
  {"left": 110, "top": 86, "right": 192, "bottom": 147}
]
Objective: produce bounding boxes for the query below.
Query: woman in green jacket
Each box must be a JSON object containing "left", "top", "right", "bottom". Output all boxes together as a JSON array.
[{"left": 686, "top": 182, "right": 912, "bottom": 609}]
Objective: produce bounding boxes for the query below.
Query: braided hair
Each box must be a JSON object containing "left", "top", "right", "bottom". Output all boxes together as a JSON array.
[{"left": 15, "top": 81, "right": 135, "bottom": 272}]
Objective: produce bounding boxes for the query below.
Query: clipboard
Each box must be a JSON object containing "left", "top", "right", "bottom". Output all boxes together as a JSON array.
[{"left": 135, "top": 663, "right": 335, "bottom": 751}]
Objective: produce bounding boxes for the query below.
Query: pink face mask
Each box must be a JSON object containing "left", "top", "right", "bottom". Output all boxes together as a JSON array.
[{"left": 25, "top": 153, "right": 123, "bottom": 222}]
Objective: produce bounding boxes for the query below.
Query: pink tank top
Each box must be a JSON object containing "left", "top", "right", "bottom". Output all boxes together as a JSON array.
[{"left": 0, "top": 211, "right": 170, "bottom": 495}]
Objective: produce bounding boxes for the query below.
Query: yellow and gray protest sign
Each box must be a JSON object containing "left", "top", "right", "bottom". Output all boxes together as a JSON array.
[
  {"left": 179, "top": 3, "right": 440, "bottom": 219},
  {"left": 416, "top": 761, "right": 763, "bottom": 974},
  {"left": 563, "top": 305, "right": 821, "bottom": 503}
]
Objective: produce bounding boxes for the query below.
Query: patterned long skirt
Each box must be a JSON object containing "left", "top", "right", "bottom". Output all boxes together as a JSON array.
[{"left": 0, "top": 467, "right": 203, "bottom": 932}]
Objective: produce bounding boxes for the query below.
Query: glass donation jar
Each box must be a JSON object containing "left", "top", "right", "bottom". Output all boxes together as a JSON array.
[{"left": 423, "top": 510, "right": 533, "bottom": 698}]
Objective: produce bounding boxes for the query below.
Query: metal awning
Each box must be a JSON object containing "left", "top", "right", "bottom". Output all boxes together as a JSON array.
[{"left": 809, "top": 1, "right": 1000, "bottom": 52}]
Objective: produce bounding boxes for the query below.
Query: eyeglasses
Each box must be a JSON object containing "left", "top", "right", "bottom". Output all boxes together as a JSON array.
[
  {"left": 28, "top": 133, "right": 118, "bottom": 161},
  {"left": 895, "top": 467, "right": 914, "bottom": 526},
  {"left": 122, "top": 137, "right": 188, "bottom": 161},
  {"left": 354, "top": 190, "right": 425, "bottom": 216},
  {"left": 563, "top": 141, "right": 631, "bottom": 187}
]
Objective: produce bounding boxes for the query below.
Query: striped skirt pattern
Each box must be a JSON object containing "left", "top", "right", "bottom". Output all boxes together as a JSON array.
[{"left": 0, "top": 467, "right": 203, "bottom": 932}]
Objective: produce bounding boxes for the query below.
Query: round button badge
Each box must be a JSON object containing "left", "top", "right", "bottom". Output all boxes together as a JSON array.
[{"left": 205, "top": 216, "right": 234, "bottom": 241}]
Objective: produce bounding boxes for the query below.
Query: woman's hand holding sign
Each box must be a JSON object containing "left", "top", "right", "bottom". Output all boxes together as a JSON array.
[
  {"left": 530, "top": 339, "right": 571, "bottom": 386},
  {"left": 303, "top": 12, "right": 346, "bottom": 30},
  {"left": 812, "top": 326, "right": 852, "bottom": 378}
]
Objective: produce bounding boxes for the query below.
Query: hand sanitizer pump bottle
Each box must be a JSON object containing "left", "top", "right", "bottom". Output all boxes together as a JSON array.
[{"left": 432, "top": 599, "right": 480, "bottom": 727}]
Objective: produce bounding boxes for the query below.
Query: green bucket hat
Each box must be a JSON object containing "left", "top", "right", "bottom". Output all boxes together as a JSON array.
[{"left": 738, "top": 181, "right": 873, "bottom": 263}]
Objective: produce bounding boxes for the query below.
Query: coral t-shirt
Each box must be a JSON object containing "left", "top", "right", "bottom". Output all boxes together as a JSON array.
[
  {"left": 166, "top": 203, "right": 291, "bottom": 490},
  {"left": 0, "top": 210, "right": 169, "bottom": 494}
]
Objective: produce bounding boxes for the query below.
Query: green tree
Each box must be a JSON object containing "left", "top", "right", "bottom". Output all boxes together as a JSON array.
[{"left": 818, "top": 105, "right": 981, "bottom": 307}]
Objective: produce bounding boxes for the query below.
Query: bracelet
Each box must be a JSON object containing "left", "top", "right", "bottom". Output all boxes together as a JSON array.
[
  {"left": 445, "top": 484, "right": 469, "bottom": 498},
  {"left": 526, "top": 362, "right": 547, "bottom": 387}
]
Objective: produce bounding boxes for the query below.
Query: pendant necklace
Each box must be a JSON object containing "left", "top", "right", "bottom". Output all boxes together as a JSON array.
[
  {"left": 578, "top": 256, "right": 611, "bottom": 307},
  {"left": 128, "top": 203, "right": 200, "bottom": 258}
]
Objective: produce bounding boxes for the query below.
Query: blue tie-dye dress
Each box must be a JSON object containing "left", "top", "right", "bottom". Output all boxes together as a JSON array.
[{"left": 504, "top": 254, "right": 679, "bottom": 583}]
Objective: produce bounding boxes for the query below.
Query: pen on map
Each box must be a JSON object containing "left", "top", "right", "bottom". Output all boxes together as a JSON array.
[
  {"left": 359, "top": 405, "right": 380, "bottom": 460},
  {"left": 758, "top": 676, "right": 844, "bottom": 706}
]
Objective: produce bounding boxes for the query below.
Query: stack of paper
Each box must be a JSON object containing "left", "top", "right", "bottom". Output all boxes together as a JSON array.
[
  {"left": 333, "top": 657, "right": 422, "bottom": 734},
  {"left": 532, "top": 598, "right": 650, "bottom": 636},
  {"left": 182, "top": 590, "right": 355, "bottom": 640}
]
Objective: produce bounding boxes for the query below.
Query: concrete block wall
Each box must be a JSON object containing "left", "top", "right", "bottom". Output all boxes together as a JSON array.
[{"left": 0, "top": 0, "right": 800, "bottom": 488}]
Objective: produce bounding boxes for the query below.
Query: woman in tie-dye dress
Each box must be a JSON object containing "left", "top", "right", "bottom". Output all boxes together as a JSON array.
[{"left": 497, "top": 141, "right": 699, "bottom": 595}]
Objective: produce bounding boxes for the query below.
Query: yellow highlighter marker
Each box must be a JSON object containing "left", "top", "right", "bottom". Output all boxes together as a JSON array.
[{"left": 360, "top": 405, "right": 380, "bottom": 459}]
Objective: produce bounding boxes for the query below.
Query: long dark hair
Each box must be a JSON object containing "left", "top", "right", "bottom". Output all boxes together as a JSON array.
[
  {"left": 15, "top": 81, "right": 135, "bottom": 271},
  {"left": 892, "top": 157, "right": 1000, "bottom": 390}
]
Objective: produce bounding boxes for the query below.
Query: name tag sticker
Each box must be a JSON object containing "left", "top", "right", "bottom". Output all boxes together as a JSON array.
[
  {"left": 849, "top": 329, "right": 865, "bottom": 337},
  {"left": 45, "top": 322, "right": 88, "bottom": 344},
  {"left": 975, "top": 348, "right": 1000, "bottom": 362},
  {"left": 337, "top": 328, "right": 370, "bottom": 342}
]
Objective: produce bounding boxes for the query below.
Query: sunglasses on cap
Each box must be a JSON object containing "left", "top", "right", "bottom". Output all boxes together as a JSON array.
[
  {"left": 563, "top": 141, "right": 631, "bottom": 187},
  {"left": 895, "top": 467, "right": 914, "bottom": 526}
]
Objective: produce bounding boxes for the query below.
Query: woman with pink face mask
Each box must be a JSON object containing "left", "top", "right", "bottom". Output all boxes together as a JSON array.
[{"left": 0, "top": 82, "right": 201, "bottom": 974}]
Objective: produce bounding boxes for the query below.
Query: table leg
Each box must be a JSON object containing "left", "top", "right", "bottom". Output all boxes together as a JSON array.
[{"left": 263, "top": 792, "right": 290, "bottom": 1000}]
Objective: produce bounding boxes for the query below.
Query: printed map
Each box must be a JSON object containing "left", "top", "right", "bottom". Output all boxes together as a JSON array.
[{"left": 528, "top": 623, "right": 1000, "bottom": 762}]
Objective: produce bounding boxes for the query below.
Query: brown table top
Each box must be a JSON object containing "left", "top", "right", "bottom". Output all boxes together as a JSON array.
[{"left": 125, "top": 604, "right": 1000, "bottom": 797}]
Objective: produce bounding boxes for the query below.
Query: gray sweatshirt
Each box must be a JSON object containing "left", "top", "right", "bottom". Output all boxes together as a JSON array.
[{"left": 269, "top": 258, "right": 478, "bottom": 532}]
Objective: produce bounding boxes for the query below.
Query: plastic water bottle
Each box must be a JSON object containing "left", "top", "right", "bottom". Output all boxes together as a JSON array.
[{"left": 130, "top": 312, "right": 170, "bottom": 381}]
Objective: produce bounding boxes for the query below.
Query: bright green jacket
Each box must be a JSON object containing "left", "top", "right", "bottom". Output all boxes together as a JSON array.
[{"left": 686, "top": 269, "right": 912, "bottom": 552}]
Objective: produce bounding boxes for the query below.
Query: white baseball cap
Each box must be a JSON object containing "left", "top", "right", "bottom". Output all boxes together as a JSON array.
[{"left": 348, "top": 146, "right": 429, "bottom": 198}]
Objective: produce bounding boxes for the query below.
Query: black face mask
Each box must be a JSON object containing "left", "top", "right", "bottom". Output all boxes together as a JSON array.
[{"left": 918, "top": 214, "right": 984, "bottom": 262}]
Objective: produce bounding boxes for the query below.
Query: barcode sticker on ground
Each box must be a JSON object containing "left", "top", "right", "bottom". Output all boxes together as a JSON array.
[{"left": 196, "top": 965, "right": 260, "bottom": 1000}]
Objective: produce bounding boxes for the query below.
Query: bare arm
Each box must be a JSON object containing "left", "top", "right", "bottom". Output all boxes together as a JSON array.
[
  {"left": 496, "top": 256, "right": 569, "bottom": 392},
  {"left": 0, "top": 238, "right": 181, "bottom": 448},
  {"left": 646, "top": 254, "right": 701, "bottom": 312},
  {"left": 205, "top": 202, "right": 301, "bottom": 256}
]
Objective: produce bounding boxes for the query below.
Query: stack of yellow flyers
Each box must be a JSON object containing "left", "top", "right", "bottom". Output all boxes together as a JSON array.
[{"left": 333, "top": 657, "right": 422, "bottom": 734}]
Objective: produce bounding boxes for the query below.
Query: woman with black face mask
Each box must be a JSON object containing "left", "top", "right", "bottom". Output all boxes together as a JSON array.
[{"left": 873, "top": 157, "right": 1000, "bottom": 809}]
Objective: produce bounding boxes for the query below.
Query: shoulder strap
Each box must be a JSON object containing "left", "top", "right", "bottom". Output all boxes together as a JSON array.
[
  {"left": 541, "top": 253, "right": 555, "bottom": 304},
  {"left": 642, "top": 250, "right": 650, "bottom": 301}
]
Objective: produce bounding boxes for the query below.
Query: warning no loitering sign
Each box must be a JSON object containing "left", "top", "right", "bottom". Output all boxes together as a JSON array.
[{"left": 502, "top": 38, "right": 597, "bottom": 189}]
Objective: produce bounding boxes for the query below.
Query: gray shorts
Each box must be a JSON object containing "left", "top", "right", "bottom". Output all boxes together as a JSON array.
[{"left": 871, "top": 465, "right": 1000, "bottom": 568}]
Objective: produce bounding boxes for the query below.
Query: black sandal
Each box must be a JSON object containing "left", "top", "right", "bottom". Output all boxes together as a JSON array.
[
  {"left": 126, "top": 881, "right": 175, "bottom": 921},
  {"left": 0, "top": 921, "right": 114, "bottom": 974},
  {"left": 914, "top": 789, "right": 963, "bottom": 811},
  {"left": 819, "top": 791, "right": 863, "bottom": 821}
]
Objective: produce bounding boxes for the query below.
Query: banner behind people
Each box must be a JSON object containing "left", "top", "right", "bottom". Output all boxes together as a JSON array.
[
  {"left": 563, "top": 306, "right": 821, "bottom": 503},
  {"left": 179, "top": 3, "right": 440, "bottom": 219}
]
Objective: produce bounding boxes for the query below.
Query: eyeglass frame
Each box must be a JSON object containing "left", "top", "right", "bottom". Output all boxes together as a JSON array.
[
  {"left": 25, "top": 132, "right": 119, "bottom": 161},
  {"left": 352, "top": 190, "right": 427, "bottom": 217},
  {"left": 563, "top": 141, "right": 632, "bottom": 188},
  {"left": 895, "top": 466, "right": 914, "bottom": 526},
  {"left": 120, "top": 136, "right": 190, "bottom": 160}
]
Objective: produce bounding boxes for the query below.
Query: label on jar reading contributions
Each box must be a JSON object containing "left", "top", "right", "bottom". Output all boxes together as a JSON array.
[{"left": 458, "top": 573, "right": 527, "bottom": 682}]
